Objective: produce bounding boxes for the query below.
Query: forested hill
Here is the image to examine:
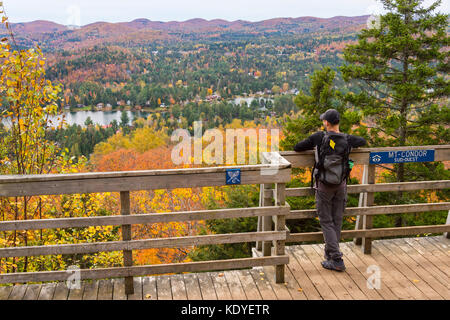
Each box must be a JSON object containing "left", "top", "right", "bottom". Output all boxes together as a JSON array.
[{"left": 2, "top": 15, "right": 369, "bottom": 50}]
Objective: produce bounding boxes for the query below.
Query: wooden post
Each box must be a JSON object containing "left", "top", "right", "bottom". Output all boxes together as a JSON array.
[
  {"left": 274, "top": 183, "right": 286, "bottom": 283},
  {"left": 262, "top": 184, "right": 274, "bottom": 257},
  {"left": 256, "top": 184, "right": 264, "bottom": 251},
  {"left": 445, "top": 210, "right": 450, "bottom": 239},
  {"left": 354, "top": 165, "right": 368, "bottom": 245},
  {"left": 120, "top": 191, "right": 134, "bottom": 295},
  {"left": 362, "top": 164, "right": 376, "bottom": 254}
]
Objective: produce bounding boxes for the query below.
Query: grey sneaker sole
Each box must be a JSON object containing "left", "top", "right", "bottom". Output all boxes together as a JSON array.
[{"left": 321, "top": 261, "right": 346, "bottom": 272}]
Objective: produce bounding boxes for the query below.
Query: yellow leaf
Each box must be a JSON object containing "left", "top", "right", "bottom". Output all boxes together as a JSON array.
[
  {"left": 145, "top": 294, "right": 151, "bottom": 299},
  {"left": 412, "top": 279, "right": 420, "bottom": 283},
  {"left": 298, "top": 288, "right": 303, "bottom": 292},
  {"left": 218, "top": 273, "right": 224, "bottom": 277}
]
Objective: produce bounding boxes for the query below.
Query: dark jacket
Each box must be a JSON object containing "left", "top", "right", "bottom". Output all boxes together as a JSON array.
[{"left": 294, "top": 131, "right": 366, "bottom": 152}]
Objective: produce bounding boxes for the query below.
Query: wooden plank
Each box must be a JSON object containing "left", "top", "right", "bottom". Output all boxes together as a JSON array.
[
  {"left": 0, "top": 231, "right": 287, "bottom": 258},
  {"left": 365, "top": 243, "right": 428, "bottom": 299},
  {"left": 280, "top": 145, "right": 450, "bottom": 167},
  {"left": 287, "top": 246, "right": 337, "bottom": 300},
  {"left": 282, "top": 180, "right": 450, "bottom": 197},
  {"left": 112, "top": 278, "right": 127, "bottom": 300},
  {"left": 273, "top": 265, "right": 306, "bottom": 300},
  {"left": 38, "top": 283, "right": 56, "bottom": 300},
  {"left": 156, "top": 275, "right": 172, "bottom": 300},
  {"left": 284, "top": 248, "right": 322, "bottom": 300},
  {"left": 287, "top": 224, "right": 450, "bottom": 242},
  {"left": 343, "top": 242, "right": 418, "bottom": 300},
  {"left": 210, "top": 271, "right": 232, "bottom": 300},
  {"left": 387, "top": 239, "right": 449, "bottom": 299},
  {"left": 0, "top": 286, "right": 12, "bottom": 300},
  {"left": 376, "top": 241, "right": 444, "bottom": 300},
  {"left": 248, "top": 269, "right": 277, "bottom": 300},
  {"left": 53, "top": 282, "right": 69, "bottom": 300},
  {"left": 0, "top": 160, "right": 290, "bottom": 183},
  {"left": 22, "top": 283, "right": 42, "bottom": 300},
  {"left": 336, "top": 243, "right": 390, "bottom": 300},
  {"left": 0, "top": 166, "right": 291, "bottom": 197},
  {"left": 300, "top": 245, "right": 353, "bottom": 300},
  {"left": 260, "top": 266, "right": 293, "bottom": 300},
  {"left": 82, "top": 280, "right": 99, "bottom": 300},
  {"left": 142, "top": 276, "right": 157, "bottom": 300},
  {"left": 403, "top": 237, "right": 450, "bottom": 274},
  {"left": 97, "top": 279, "right": 114, "bottom": 300},
  {"left": 236, "top": 270, "right": 262, "bottom": 300},
  {"left": 287, "top": 202, "right": 450, "bottom": 220},
  {"left": 0, "top": 255, "right": 288, "bottom": 284},
  {"left": 223, "top": 271, "right": 247, "bottom": 300},
  {"left": 0, "top": 206, "right": 289, "bottom": 232},
  {"left": 425, "top": 236, "right": 450, "bottom": 254},
  {"left": 127, "top": 277, "right": 143, "bottom": 300},
  {"left": 8, "top": 284, "right": 27, "bottom": 300},
  {"left": 170, "top": 274, "right": 187, "bottom": 300},
  {"left": 196, "top": 272, "right": 217, "bottom": 300},
  {"left": 183, "top": 273, "right": 202, "bottom": 300},
  {"left": 68, "top": 281, "right": 85, "bottom": 300},
  {"left": 310, "top": 244, "right": 367, "bottom": 300}
]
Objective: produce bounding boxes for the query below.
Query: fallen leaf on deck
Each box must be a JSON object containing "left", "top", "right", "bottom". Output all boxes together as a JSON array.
[
  {"left": 145, "top": 294, "right": 151, "bottom": 299},
  {"left": 298, "top": 288, "right": 303, "bottom": 292}
]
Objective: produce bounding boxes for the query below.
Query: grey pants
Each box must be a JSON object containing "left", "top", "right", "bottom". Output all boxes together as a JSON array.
[{"left": 315, "top": 180, "right": 347, "bottom": 261}]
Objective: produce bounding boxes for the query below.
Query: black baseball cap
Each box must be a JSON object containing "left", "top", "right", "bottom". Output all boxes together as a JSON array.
[{"left": 320, "top": 109, "right": 340, "bottom": 125}]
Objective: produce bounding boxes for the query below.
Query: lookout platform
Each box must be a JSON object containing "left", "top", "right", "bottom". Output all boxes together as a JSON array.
[{"left": 0, "top": 236, "right": 448, "bottom": 300}]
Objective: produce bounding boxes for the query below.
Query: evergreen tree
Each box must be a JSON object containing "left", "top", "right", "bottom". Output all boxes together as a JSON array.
[
  {"left": 281, "top": 67, "right": 362, "bottom": 151},
  {"left": 341, "top": 0, "right": 449, "bottom": 182},
  {"left": 341, "top": 0, "right": 449, "bottom": 226}
]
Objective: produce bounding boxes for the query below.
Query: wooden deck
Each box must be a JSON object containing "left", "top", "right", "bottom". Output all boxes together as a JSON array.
[{"left": 0, "top": 236, "right": 448, "bottom": 300}]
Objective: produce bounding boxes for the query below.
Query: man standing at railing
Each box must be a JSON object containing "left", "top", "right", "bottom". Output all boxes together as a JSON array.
[{"left": 293, "top": 109, "right": 366, "bottom": 271}]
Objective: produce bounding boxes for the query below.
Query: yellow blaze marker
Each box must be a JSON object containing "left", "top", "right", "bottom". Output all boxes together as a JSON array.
[{"left": 330, "top": 139, "right": 336, "bottom": 149}]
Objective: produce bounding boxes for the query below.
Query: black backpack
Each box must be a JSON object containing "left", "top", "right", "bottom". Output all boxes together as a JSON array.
[{"left": 311, "top": 131, "right": 353, "bottom": 188}]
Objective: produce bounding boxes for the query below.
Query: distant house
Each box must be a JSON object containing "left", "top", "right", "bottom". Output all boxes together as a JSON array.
[
  {"left": 160, "top": 103, "right": 166, "bottom": 108},
  {"left": 64, "top": 105, "right": 71, "bottom": 110},
  {"left": 96, "top": 103, "right": 104, "bottom": 110},
  {"left": 77, "top": 104, "right": 85, "bottom": 109},
  {"left": 105, "top": 103, "right": 113, "bottom": 111}
]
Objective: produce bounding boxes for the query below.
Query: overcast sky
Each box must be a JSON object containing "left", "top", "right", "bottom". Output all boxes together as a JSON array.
[{"left": 4, "top": 0, "right": 449, "bottom": 25}]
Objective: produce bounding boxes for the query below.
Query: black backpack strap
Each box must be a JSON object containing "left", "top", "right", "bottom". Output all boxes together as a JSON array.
[{"left": 311, "top": 132, "right": 327, "bottom": 189}]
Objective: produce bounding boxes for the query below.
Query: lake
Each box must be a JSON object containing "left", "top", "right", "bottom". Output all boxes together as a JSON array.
[
  {"left": 2, "top": 110, "right": 151, "bottom": 128},
  {"left": 1, "top": 98, "right": 273, "bottom": 128}
]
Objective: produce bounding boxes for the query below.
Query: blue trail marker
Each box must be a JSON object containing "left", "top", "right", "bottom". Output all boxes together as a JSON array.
[{"left": 226, "top": 169, "right": 241, "bottom": 185}]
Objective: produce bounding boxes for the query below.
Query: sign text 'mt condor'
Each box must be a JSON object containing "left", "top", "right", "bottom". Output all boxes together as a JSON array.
[{"left": 369, "top": 149, "right": 435, "bottom": 164}]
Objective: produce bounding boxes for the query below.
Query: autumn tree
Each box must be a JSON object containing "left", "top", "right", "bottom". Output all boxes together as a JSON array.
[{"left": 0, "top": 5, "right": 66, "bottom": 272}]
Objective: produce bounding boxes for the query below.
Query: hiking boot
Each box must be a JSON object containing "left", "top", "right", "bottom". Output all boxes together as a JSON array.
[{"left": 321, "top": 258, "right": 346, "bottom": 272}]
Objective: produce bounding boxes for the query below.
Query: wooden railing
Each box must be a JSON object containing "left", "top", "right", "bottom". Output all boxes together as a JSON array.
[
  {"left": 1, "top": 145, "right": 449, "bottom": 294},
  {"left": 256, "top": 145, "right": 450, "bottom": 257},
  {"left": 0, "top": 152, "right": 291, "bottom": 293}
]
